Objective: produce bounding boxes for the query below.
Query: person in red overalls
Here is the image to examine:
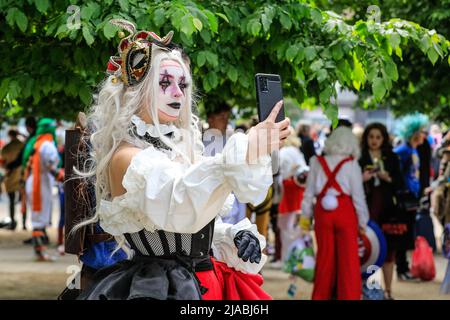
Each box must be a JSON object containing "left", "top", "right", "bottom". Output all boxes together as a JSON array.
[{"left": 301, "top": 127, "right": 369, "bottom": 300}]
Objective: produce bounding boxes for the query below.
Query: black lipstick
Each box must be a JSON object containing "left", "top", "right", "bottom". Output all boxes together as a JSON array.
[{"left": 168, "top": 102, "right": 181, "bottom": 109}]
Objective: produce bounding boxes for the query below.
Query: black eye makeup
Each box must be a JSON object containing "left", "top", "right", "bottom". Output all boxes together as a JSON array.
[
  {"left": 159, "top": 70, "right": 171, "bottom": 93},
  {"left": 178, "top": 77, "right": 188, "bottom": 92},
  {"left": 159, "top": 69, "right": 189, "bottom": 94}
]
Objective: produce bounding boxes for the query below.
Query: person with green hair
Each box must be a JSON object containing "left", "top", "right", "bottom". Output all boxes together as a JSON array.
[
  {"left": 394, "top": 113, "right": 429, "bottom": 281},
  {"left": 395, "top": 113, "right": 429, "bottom": 198},
  {"left": 23, "top": 118, "right": 63, "bottom": 261},
  {"left": 22, "top": 118, "right": 58, "bottom": 167}
]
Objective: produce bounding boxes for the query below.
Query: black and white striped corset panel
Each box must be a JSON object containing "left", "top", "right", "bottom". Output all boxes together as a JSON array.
[{"left": 124, "top": 220, "right": 215, "bottom": 258}]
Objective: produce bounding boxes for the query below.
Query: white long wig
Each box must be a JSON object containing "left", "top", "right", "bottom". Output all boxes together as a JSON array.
[
  {"left": 72, "top": 48, "right": 203, "bottom": 255},
  {"left": 323, "top": 126, "right": 360, "bottom": 159}
]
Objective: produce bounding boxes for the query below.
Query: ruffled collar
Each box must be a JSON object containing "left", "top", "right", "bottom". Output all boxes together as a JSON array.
[{"left": 131, "top": 115, "right": 181, "bottom": 141}]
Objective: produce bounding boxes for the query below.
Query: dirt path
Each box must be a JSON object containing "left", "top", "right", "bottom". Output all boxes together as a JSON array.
[
  {"left": 1, "top": 193, "right": 449, "bottom": 300},
  {"left": 0, "top": 227, "right": 449, "bottom": 300},
  {"left": 261, "top": 260, "right": 449, "bottom": 300}
]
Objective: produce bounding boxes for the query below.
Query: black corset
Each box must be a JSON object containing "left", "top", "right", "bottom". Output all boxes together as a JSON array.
[{"left": 124, "top": 220, "right": 215, "bottom": 271}]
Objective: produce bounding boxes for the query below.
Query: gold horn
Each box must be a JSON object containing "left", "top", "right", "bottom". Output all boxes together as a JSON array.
[
  {"left": 161, "top": 30, "right": 174, "bottom": 45},
  {"left": 109, "top": 18, "right": 137, "bottom": 36}
]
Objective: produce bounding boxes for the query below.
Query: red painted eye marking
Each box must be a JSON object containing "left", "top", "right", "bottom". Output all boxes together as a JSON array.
[{"left": 160, "top": 61, "right": 183, "bottom": 68}]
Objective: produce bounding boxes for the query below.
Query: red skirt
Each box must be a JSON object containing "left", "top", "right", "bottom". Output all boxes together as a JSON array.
[{"left": 197, "top": 258, "right": 272, "bottom": 300}]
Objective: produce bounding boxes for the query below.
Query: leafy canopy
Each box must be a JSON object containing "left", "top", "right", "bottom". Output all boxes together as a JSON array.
[{"left": 0, "top": 0, "right": 449, "bottom": 124}]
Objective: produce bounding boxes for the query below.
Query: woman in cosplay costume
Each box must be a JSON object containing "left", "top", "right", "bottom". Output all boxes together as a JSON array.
[
  {"left": 393, "top": 114, "right": 429, "bottom": 281},
  {"left": 23, "top": 118, "right": 63, "bottom": 261},
  {"left": 359, "top": 123, "right": 405, "bottom": 299},
  {"left": 301, "top": 127, "right": 369, "bottom": 300},
  {"left": 75, "top": 19, "right": 289, "bottom": 300}
]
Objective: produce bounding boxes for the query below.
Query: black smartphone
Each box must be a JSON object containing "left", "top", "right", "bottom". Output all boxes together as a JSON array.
[{"left": 255, "top": 73, "right": 285, "bottom": 122}]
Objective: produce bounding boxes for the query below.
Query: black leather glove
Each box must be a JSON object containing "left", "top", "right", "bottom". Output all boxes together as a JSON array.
[{"left": 233, "top": 230, "right": 261, "bottom": 263}]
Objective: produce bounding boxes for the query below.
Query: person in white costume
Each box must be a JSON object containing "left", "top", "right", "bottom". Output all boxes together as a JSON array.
[{"left": 23, "top": 118, "right": 62, "bottom": 261}]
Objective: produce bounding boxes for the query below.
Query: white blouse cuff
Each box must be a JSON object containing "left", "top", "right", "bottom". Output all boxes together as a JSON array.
[{"left": 212, "top": 218, "right": 267, "bottom": 274}]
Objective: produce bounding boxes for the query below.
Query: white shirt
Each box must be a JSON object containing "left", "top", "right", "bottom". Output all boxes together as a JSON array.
[
  {"left": 26, "top": 141, "right": 60, "bottom": 228},
  {"left": 98, "top": 132, "right": 273, "bottom": 236},
  {"left": 301, "top": 155, "right": 369, "bottom": 228}
]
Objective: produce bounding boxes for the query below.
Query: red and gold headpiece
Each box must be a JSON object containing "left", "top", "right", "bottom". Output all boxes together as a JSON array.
[{"left": 106, "top": 19, "right": 174, "bottom": 86}]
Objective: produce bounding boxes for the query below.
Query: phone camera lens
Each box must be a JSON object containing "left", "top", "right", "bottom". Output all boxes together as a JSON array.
[{"left": 260, "top": 77, "right": 268, "bottom": 92}]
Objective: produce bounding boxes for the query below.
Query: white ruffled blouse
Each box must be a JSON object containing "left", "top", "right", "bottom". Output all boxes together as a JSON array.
[{"left": 97, "top": 131, "right": 273, "bottom": 237}]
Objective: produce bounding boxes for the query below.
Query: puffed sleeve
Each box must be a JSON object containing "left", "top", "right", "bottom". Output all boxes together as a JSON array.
[
  {"left": 349, "top": 159, "right": 370, "bottom": 228},
  {"left": 293, "top": 150, "right": 309, "bottom": 177},
  {"left": 100, "top": 132, "right": 273, "bottom": 235},
  {"left": 211, "top": 217, "right": 267, "bottom": 274},
  {"left": 279, "top": 147, "right": 307, "bottom": 179}
]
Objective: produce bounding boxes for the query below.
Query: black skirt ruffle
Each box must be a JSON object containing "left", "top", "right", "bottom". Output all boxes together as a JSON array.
[{"left": 78, "top": 255, "right": 203, "bottom": 300}]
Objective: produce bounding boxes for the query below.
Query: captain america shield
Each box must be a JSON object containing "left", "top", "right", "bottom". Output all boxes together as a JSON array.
[{"left": 359, "top": 220, "right": 387, "bottom": 279}]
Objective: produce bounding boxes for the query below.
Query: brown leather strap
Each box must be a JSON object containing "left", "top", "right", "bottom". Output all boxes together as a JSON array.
[
  {"left": 64, "top": 127, "right": 86, "bottom": 255},
  {"left": 86, "top": 233, "right": 114, "bottom": 243}
]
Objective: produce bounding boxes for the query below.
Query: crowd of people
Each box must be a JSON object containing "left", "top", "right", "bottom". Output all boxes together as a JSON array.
[
  {"left": 263, "top": 114, "right": 450, "bottom": 299},
  {"left": 0, "top": 20, "right": 449, "bottom": 301},
  {"left": 202, "top": 104, "right": 450, "bottom": 299},
  {"left": 136, "top": 98, "right": 448, "bottom": 300}
]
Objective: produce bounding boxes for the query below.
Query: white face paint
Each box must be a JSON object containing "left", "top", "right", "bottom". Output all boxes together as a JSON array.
[{"left": 157, "top": 60, "right": 188, "bottom": 123}]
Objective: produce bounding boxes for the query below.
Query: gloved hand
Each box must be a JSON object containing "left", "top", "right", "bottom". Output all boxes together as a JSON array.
[{"left": 233, "top": 230, "right": 261, "bottom": 263}]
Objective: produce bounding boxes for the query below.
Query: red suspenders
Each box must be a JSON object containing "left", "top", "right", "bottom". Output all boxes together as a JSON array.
[{"left": 317, "top": 156, "right": 353, "bottom": 198}]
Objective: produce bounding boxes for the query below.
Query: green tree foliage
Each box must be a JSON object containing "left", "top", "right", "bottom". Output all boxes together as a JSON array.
[
  {"left": 0, "top": 0, "right": 449, "bottom": 124},
  {"left": 316, "top": 0, "right": 450, "bottom": 121}
]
